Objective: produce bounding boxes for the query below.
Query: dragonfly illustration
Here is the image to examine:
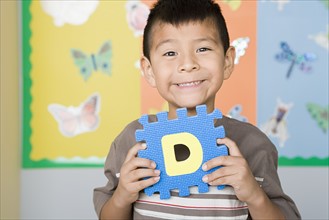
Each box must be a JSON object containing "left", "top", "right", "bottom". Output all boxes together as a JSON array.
[{"left": 275, "top": 42, "right": 316, "bottom": 79}]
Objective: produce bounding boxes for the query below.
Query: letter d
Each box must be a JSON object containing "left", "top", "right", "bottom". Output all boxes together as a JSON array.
[{"left": 161, "top": 132, "right": 203, "bottom": 176}]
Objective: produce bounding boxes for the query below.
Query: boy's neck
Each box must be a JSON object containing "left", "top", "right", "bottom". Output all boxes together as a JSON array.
[{"left": 167, "top": 104, "right": 215, "bottom": 119}]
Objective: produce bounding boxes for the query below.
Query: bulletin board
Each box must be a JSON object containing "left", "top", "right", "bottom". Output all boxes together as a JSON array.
[
  {"left": 21, "top": 0, "right": 328, "bottom": 168},
  {"left": 257, "top": 1, "right": 328, "bottom": 166}
]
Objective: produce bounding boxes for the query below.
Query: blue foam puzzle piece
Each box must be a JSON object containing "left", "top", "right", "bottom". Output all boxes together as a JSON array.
[{"left": 135, "top": 105, "right": 228, "bottom": 199}]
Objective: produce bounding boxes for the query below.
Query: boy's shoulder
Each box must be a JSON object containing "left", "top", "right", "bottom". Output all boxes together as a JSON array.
[
  {"left": 114, "top": 115, "right": 158, "bottom": 143},
  {"left": 221, "top": 116, "right": 278, "bottom": 156},
  {"left": 221, "top": 116, "right": 268, "bottom": 138}
]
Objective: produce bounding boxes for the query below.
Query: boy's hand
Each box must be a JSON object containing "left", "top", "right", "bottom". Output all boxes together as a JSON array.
[
  {"left": 202, "top": 138, "right": 262, "bottom": 204},
  {"left": 115, "top": 143, "right": 160, "bottom": 207}
]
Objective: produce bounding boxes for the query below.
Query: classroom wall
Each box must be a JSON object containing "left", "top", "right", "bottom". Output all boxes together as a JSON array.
[
  {"left": 0, "top": 1, "right": 20, "bottom": 219},
  {"left": 20, "top": 167, "right": 329, "bottom": 220},
  {"left": 1, "top": 2, "right": 328, "bottom": 220}
]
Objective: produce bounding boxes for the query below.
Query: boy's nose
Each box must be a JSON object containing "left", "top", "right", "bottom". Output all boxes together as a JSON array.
[{"left": 178, "top": 56, "right": 200, "bottom": 73}]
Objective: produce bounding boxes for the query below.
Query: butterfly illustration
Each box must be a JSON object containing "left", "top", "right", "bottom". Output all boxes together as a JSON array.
[
  {"left": 48, "top": 94, "right": 100, "bottom": 137},
  {"left": 261, "top": 98, "right": 293, "bottom": 147},
  {"left": 231, "top": 37, "right": 250, "bottom": 64},
  {"left": 126, "top": 0, "right": 150, "bottom": 37},
  {"left": 269, "top": 0, "right": 290, "bottom": 11},
  {"left": 71, "top": 41, "right": 112, "bottom": 81},
  {"left": 221, "top": 0, "right": 242, "bottom": 11},
  {"left": 306, "top": 103, "right": 328, "bottom": 133},
  {"left": 308, "top": 26, "right": 329, "bottom": 51},
  {"left": 227, "top": 104, "right": 248, "bottom": 122},
  {"left": 275, "top": 41, "right": 316, "bottom": 79},
  {"left": 320, "top": 0, "right": 329, "bottom": 9},
  {"left": 40, "top": 0, "right": 99, "bottom": 27}
]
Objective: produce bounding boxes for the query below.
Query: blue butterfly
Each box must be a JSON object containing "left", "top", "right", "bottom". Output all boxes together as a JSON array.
[
  {"left": 227, "top": 104, "right": 248, "bottom": 122},
  {"left": 71, "top": 41, "right": 112, "bottom": 81}
]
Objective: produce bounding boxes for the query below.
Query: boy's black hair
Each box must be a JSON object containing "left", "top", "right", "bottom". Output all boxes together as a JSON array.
[{"left": 143, "top": 0, "right": 230, "bottom": 60}]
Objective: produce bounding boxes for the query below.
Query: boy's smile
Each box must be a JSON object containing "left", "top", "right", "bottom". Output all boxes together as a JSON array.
[
  {"left": 141, "top": 19, "right": 235, "bottom": 118},
  {"left": 175, "top": 80, "right": 203, "bottom": 87}
]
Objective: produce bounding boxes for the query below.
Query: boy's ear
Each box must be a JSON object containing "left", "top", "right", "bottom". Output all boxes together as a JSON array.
[
  {"left": 140, "top": 56, "right": 156, "bottom": 87},
  {"left": 223, "top": 46, "right": 236, "bottom": 80}
]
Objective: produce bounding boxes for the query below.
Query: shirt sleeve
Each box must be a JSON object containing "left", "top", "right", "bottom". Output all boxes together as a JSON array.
[
  {"left": 93, "top": 120, "right": 140, "bottom": 219},
  {"left": 260, "top": 146, "right": 301, "bottom": 219},
  {"left": 224, "top": 117, "right": 301, "bottom": 219},
  {"left": 238, "top": 124, "right": 301, "bottom": 219},
  {"left": 93, "top": 141, "right": 120, "bottom": 218}
]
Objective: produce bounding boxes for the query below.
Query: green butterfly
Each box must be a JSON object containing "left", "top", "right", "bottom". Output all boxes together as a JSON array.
[
  {"left": 320, "top": 0, "right": 329, "bottom": 9},
  {"left": 306, "top": 103, "right": 329, "bottom": 133},
  {"left": 222, "top": 0, "right": 241, "bottom": 11},
  {"left": 71, "top": 41, "right": 112, "bottom": 81}
]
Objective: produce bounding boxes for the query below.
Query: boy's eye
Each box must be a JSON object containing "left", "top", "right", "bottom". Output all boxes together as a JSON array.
[
  {"left": 163, "top": 51, "right": 177, "bottom": 56},
  {"left": 197, "top": 48, "right": 210, "bottom": 53}
]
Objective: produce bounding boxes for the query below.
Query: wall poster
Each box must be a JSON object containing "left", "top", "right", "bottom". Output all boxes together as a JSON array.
[
  {"left": 21, "top": 0, "right": 328, "bottom": 168},
  {"left": 257, "top": 1, "right": 328, "bottom": 166}
]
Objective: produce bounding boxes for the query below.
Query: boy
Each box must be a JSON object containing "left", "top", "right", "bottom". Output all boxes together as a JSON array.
[{"left": 93, "top": 0, "right": 301, "bottom": 219}]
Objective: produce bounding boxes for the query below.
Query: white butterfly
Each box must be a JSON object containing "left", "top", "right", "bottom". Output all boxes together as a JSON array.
[
  {"left": 261, "top": 98, "right": 293, "bottom": 147},
  {"left": 40, "top": 0, "right": 99, "bottom": 27},
  {"left": 48, "top": 94, "right": 100, "bottom": 137},
  {"left": 126, "top": 0, "right": 150, "bottom": 37},
  {"left": 231, "top": 37, "right": 250, "bottom": 64}
]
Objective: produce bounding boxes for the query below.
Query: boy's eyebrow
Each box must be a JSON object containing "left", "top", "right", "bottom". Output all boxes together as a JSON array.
[
  {"left": 154, "top": 39, "right": 176, "bottom": 51},
  {"left": 194, "top": 37, "right": 218, "bottom": 44},
  {"left": 154, "top": 37, "right": 218, "bottom": 51}
]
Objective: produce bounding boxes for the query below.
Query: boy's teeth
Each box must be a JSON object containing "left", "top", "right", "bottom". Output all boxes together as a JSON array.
[{"left": 178, "top": 81, "right": 201, "bottom": 87}]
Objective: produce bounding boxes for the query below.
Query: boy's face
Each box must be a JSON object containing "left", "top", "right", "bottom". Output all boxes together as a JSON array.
[{"left": 141, "top": 19, "right": 235, "bottom": 117}]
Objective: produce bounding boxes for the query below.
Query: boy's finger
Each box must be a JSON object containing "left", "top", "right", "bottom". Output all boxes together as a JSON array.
[
  {"left": 132, "top": 168, "right": 161, "bottom": 181},
  {"left": 133, "top": 176, "right": 160, "bottom": 192},
  {"left": 217, "top": 137, "right": 242, "bottom": 157},
  {"left": 124, "top": 142, "right": 147, "bottom": 163},
  {"left": 202, "top": 138, "right": 243, "bottom": 171},
  {"left": 131, "top": 157, "right": 157, "bottom": 169},
  {"left": 202, "top": 155, "right": 235, "bottom": 171}
]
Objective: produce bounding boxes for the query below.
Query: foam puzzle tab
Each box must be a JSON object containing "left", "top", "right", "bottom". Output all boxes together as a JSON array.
[{"left": 135, "top": 105, "right": 228, "bottom": 199}]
